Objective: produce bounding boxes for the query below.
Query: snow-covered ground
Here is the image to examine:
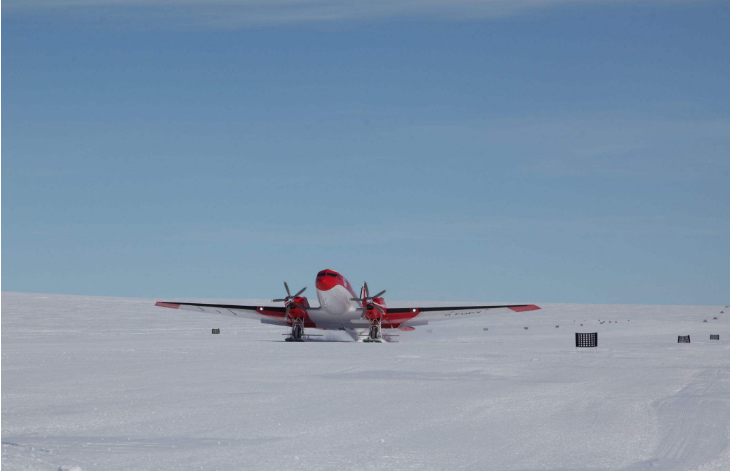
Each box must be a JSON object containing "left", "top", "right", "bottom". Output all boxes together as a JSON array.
[{"left": 2, "top": 292, "right": 729, "bottom": 471}]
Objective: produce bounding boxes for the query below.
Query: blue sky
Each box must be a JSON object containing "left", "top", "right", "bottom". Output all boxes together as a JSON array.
[{"left": 3, "top": 1, "right": 730, "bottom": 304}]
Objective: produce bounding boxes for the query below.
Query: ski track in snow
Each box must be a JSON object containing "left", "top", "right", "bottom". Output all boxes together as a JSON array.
[
  {"left": 622, "top": 368, "right": 730, "bottom": 471},
  {"left": 2, "top": 292, "right": 729, "bottom": 471}
]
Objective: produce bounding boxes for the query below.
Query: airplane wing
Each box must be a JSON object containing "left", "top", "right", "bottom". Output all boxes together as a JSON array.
[
  {"left": 154, "top": 301, "right": 302, "bottom": 326},
  {"left": 382, "top": 304, "right": 540, "bottom": 328}
]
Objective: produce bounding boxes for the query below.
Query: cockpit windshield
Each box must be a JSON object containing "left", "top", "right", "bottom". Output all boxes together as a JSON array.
[{"left": 327, "top": 273, "right": 339, "bottom": 278}]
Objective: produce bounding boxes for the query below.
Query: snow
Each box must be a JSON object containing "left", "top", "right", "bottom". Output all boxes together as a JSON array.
[{"left": 2, "top": 292, "right": 729, "bottom": 470}]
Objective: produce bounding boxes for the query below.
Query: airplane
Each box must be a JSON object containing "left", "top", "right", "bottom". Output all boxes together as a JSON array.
[{"left": 155, "top": 268, "right": 540, "bottom": 342}]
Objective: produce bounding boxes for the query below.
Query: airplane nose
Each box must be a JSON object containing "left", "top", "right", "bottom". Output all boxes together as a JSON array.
[
  {"left": 315, "top": 271, "right": 341, "bottom": 291},
  {"left": 316, "top": 277, "right": 327, "bottom": 291}
]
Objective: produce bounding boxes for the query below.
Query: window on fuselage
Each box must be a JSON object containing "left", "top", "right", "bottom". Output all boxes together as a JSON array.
[
  {"left": 317, "top": 272, "right": 326, "bottom": 278},
  {"left": 327, "top": 273, "right": 338, "bottom": 278}
]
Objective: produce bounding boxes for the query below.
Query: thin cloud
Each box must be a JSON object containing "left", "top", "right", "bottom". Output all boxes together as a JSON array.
[
  {"left": 397, "top": 115, "right": 730, "bottom": 180},
  {"left": 2, "top": 0, "right": 712, "bottom": 27}
]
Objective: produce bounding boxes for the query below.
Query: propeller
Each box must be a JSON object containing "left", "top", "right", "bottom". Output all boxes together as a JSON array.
[
  {"left": 351, "top": 281, "right": 386, "bottom": 318},
  {"left": 272, "top": 282, "right": 307, "bottom": 320}
]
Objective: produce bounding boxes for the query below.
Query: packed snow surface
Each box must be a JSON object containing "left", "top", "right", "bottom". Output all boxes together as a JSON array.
[{"left": 2, "top": 292, "right": 729, "bottom": 470}]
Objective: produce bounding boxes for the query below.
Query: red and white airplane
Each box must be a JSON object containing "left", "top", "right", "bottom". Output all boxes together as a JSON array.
[{"left": 155, "top": 269, "right": 540, "bottom": 342}]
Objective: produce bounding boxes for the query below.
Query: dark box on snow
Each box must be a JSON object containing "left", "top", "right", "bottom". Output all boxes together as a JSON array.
[{"left": 575, "top": 332, "right": 597, "bottom": 348}]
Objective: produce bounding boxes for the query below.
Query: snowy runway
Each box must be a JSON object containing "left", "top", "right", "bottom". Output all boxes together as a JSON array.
[{"left": 2, "top": 293, "right": 729, "bottom": 470}]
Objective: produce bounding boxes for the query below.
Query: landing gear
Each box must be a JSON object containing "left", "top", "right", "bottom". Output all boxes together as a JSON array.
[
  {"left": 363, "top": 319, "right": 383, "bottom": 343},
  {"left": 285, "top": 322, "right": 305, "bottom": 342}
]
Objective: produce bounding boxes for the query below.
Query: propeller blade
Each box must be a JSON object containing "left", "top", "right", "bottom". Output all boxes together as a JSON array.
[
  {"left": 284, "top": 281, "right": 291, "bottom": 297},
  {"left": 351, "top": 298, "right": 364, "bottom": 302},
  {"left": 363, "top": 282, "right": 370, "bottom": 298},
  {"left": 292, "top": 301, "right": 306, "bottom": 311},
  {"left": 373, "top": 304, "right": 386, "bottom": 315},
  {"left": 372, "top": 289, "right": 387, "bottom": 298},
  {"left": 294, "top": 286, "right": 307, "bottom": 297},
  {"left": 272, "top": 298, "right": 287, "bottom": 302}
]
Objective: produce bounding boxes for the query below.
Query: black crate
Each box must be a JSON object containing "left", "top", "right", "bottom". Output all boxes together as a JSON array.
[
  {"left": 710, "top": 334, "right": 720, "bottom": 340},
  {"left": 678, "top": 335, "right": 690, "bottom": 343},
  {"left": 575, "top": 332, "right": 597, "bottom": 348},
  {"left": 212, "top": 328, "right": 220, "bottom": 334}
]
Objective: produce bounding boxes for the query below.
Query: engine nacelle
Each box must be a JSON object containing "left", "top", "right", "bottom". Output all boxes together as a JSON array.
[
  {"left": 287, "top": 296, "right": 310, "bottom": 320},
  {"left": 364, "top": 296, "right": 386, "bottom": 319}
]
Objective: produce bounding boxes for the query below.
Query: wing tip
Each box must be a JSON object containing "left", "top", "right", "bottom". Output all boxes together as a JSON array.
[
  {"left": 508, "top": 304, "right": 541, "bottom": 312},
  {"left": 155, "top": 302, "right": 180, "bottom": 309}
]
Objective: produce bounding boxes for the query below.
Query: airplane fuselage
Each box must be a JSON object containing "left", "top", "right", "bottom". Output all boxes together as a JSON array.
[{"left": 310, "top": 269, "right": 367, "bottom": 329}]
